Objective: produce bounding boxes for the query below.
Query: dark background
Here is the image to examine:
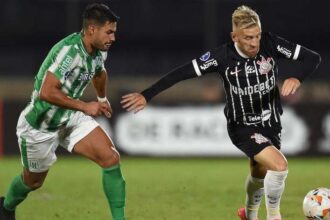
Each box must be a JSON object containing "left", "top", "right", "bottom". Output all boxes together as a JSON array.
[
  {"left": 0, "top": 0, "right": 330, "bottom": 156},
  {"left": 0, "top": 0, "right": 329, "bottom": 79}
]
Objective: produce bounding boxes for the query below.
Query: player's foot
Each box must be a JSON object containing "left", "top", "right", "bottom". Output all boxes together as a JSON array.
[
  {"left": 0, "top": 197, "right": 16, "bottom": 220},
  {"left": 237, "top": 207, "right": 259, "bottom": 220}
]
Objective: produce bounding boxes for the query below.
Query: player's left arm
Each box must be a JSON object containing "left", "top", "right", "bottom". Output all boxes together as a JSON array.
[
  {"left": 269, "top": 33, "right": 322, "bottom": 96},
  {"left": 281, "top": 47, "right": 321, "bottom": 96},
  {"left": 92, "top": 69, "right": 113, "bottom": 117}
]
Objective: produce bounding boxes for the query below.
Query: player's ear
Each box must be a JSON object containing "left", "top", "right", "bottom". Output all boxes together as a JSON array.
[
  {"left": 86, "top": 24, "right": 96, "bottom": 35},
  {"left": 231, "top": 31, "right": 237, "bottom": 42}
]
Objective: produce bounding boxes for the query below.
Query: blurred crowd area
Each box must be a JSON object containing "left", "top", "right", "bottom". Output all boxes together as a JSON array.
[{"left": 0, "top": 0, "right": 329, "bottom": 104}]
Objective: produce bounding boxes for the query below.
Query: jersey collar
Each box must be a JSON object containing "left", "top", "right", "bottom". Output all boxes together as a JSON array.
[
  {"left": 78, "top": 33, "right": 89, "bottom": 57},
  {"left": 78, "top": 32, "right": 100, "bottom": 58}
]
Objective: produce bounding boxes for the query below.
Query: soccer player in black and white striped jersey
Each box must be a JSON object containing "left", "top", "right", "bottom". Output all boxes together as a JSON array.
[{"left": 121, "top": 5, "right": 321, "bottom": 220}]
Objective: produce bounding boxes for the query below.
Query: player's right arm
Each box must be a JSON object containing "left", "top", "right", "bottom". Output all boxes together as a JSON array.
[{"left": 39, "top": 71, "right": 109, "bottom": 117}]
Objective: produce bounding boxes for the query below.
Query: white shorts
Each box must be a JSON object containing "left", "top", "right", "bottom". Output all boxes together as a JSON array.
[{"left": 16, "top": 111, "right": 99, "bottom": 173}]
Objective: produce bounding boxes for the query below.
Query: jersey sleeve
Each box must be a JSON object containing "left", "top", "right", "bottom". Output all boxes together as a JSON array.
[
  {"left": 141, "top": 62, "right": 197, "bottom": 102},
  {"left": 48, "top": 45, "right": 79, "bottom": 81},
  {"left": 266, "top": 32, "right": 321, "bottom": 82},
  {"left": 191, "top": 47, "right": 222, "bottom": 76},
  {"left": 267, "top": 32, "right": 301, "bottom": 60}
]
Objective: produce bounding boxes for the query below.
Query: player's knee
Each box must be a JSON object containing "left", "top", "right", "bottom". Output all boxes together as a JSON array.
[
  {"left": 31, "top": 181, "right": 44, "bottom": 190},
  {"left": 98, "top": 148, "right": 120, "bottom": 168},
  {"left": 24, "top": 178, "right": 45, "bottom": 190},
  {"left": 273, "top": 159, "right": 288, "bottom": 171}
]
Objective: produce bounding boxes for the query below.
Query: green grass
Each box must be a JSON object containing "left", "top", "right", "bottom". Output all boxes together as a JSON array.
[{"left": 0, "top": 156, "right": 329, "bottom": 220}]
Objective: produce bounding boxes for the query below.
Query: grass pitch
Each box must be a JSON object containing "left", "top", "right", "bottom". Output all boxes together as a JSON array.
[{"left": 0, "top": 156, "right": 329, "bottom": 220}]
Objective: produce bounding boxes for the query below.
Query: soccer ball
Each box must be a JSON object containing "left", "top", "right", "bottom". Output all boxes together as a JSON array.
[{"left": 303, "top": 188, "right": 330, "bottom": 220}]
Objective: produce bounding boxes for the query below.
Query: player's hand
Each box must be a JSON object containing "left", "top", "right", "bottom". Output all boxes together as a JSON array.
[
  {"left": 121, "top": 93, "right": 147, "bottom": 113},
  {"left": 98, "top": 98, "right": 113, "bottom": 118},
  {"left": 281, "top": 77, "right": 301, "bottom": 96},
  {"left": 83, "top": 101, "right": 112, "bottom": 118}
]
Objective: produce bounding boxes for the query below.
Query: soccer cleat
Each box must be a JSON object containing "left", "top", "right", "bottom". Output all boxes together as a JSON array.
[
  {"left": 237, "top": 207, "right": 259, "bottom": 220},
  {"left": 0, "top": 197, "right": 16, "bottom": 220}
]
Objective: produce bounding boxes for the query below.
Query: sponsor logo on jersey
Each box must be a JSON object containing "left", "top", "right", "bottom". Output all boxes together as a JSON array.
[
  {"left": 59, "top": 55, "right": 73, "bottom": 75},
  {"left": 199, "top": 52, "right": 210, "bottom": 61},
  {"left": 276, "top": 45, "right": 292, "bottom": 58},
  {"left": 251, "top": 133, "right": 269, "bottom": 144},
  {"left": 78, "top": 72, "right": 94, "bottom": 81},
  {"left": 261, "top": 110, "right": 271, "bottom": 121},
  {"left": 244, "top": 110, "right": 271, "bottom": 124},
  {"left": 257, "top": 57, "right": 273, "bottom": 75},
  {"left": 64, "top": 70, "right": 71, "bottom": 80},
  {"left": 246, "top": 65, "right": 256, "bottom": 74},
  {"left": 245, "top": 114, "right": 262, "bottom": 124},
  {"left": 231, "top": 75, "right": 275, "bottom": 96},
  {"left": 199, "top": 59, "right": 218, "bottom": 70}
]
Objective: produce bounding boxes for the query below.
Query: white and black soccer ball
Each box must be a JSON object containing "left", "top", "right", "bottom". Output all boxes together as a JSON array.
[{"left": 303, "top": 188, "right": 330, "bottom": 220}]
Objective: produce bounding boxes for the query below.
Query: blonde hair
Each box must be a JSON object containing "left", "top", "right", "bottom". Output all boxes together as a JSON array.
[{"left": 232, "top": 5, "right": 261, "bottom": 30}]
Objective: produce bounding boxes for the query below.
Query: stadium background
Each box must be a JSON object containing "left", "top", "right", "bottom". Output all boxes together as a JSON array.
[{"left": 0, "top": 0, "right": 329, "bottom": 156}]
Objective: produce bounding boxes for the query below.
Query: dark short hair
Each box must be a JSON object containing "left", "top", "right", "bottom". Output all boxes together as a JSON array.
[{"left": 82, "top": 3, "right": 119, "bottom": 29}]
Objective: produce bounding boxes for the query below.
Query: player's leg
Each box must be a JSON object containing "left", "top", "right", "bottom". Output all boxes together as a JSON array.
[
  {"left": 1, "top": 114, "right": 58, "bottom": 218},
  {"left": 254, "top": 146, "right": 288, "bottom": 220},
  {"left": 0, "top": 169, "right": 35, "bottom": 220},
  {"left": 240, "top": 160, "right": 267, "bottom": 220},
  {"left": 3, "top": 169, "right": 48, "bottom": 211},
  {"left": 254, "top": 146, "right": 287, "bottom": 171},
  {"left": 229, "top": 126, "right": 285, "bottom": 220},
  {"left": 73, "top": 127, "right": 125, "bottom": 220},
  {"left": 61, "top": 112, "right": 125, "bottom": 220},
  {"left": 229, "top": 126, "right": 265, "bottom": 220},
  {"left": 2, "top": 143, "right": 56, "bottom": 218}
]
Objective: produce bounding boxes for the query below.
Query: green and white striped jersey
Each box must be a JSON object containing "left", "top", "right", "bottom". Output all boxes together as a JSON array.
[{"left": 23, "top": 32, "right": 107, "bottom": 131}]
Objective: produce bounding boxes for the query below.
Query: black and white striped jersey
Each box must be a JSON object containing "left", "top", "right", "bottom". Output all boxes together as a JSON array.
[
  {"left": 192, "top": 32, "right": 302, "bottom": 128},
  {"left": 141, "top": 32, "right": 320, "bottom": 129}
]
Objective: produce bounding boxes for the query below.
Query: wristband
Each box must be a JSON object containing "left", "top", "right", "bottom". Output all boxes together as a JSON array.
[{"left": 97, "top": 96, "right": 108, "bottom": 102}]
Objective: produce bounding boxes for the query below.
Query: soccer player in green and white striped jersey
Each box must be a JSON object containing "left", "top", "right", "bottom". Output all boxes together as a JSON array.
[{"left": 0, "top": 4, "right": 126, "bottom": 220}]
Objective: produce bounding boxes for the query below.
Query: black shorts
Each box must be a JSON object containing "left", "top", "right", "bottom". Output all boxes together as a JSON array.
[{"left": 227, "top": 125, "right": 282, "bottom": 158}]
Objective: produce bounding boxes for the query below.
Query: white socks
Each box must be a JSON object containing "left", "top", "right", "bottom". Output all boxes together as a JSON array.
[
  {"left": 245, "top": 175, "right": 264, "bottom": 220},
  {"left": 264, "top": 170, "right": 288, "bottom": 220}
]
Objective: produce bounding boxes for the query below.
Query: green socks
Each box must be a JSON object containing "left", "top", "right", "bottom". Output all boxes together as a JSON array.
[
  {"left": 4, "top": 175, "right": 32, "bottom": 211},
  {"left": 3, "top": 167, "right": 126, "bottom": 220},
  {"left": 102, "top": 165, "right": 126, "bottom": 220}
]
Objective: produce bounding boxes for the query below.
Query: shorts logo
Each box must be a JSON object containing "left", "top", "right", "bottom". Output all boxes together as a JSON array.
[
  {"left": 257, "top": 57, "right": 272, "bottom": 75},
  {"left": 200, "top": 52, "right": 211, "bottom": 61},
  {"left": 251, "top": 133, "right": 269, "bottom": 144},
  {"left": 29, "top": 160, "right": 40, "bottom": 169}
]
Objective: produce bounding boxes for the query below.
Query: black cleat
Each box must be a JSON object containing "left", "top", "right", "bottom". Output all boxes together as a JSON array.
[{"left": 0, "top": 197, "right": 15, "bottom": 220}]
